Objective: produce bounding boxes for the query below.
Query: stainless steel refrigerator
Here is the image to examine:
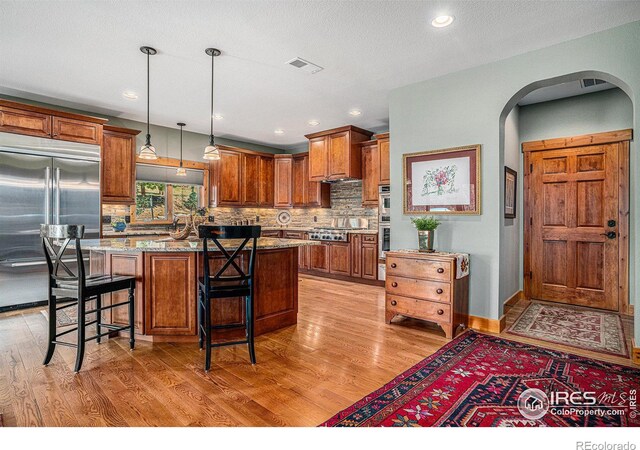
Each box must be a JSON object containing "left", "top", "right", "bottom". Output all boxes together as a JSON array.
[{"left": 0, "top": 132, "right": 101, "bottom": 311}]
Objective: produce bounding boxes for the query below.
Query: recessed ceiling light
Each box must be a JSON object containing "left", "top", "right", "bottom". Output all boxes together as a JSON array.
[
  {"left": 431, "top": 15, "right": 454, "bottom": 28},
  {"left": 308, "top": 120, "right": 320, "bottom": 126},
  {"left": 348, "top": 109, "right": 362, "bottom": 117},
  {"left": 122, "top": 90, "right": 138, "bottom": 100},
  {"left": 274, "top": 129, "right": 284, "bottom": 135},
  {"left": 213, "top": 114, "right": 224, "bottom": 120}
]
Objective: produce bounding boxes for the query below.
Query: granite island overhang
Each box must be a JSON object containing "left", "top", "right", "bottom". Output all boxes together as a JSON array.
[{"left": 83, "top": 237, "right": 318, "bottom": 342}]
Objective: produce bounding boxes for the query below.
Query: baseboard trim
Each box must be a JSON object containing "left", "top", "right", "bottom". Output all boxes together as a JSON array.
[
  {"left": 632, "top": 339, "right": 640, "bottom": 365},
  {"left": 466, "top": 314, "right": 506, "bottom": 334},
  {"left": 504, "top": 290, "right": 524, "bottom": 312}
]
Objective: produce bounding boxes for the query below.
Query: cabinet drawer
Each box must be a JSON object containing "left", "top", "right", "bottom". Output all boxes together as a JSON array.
[
  {"left": 386, "top": 256, "right": 452, "bottom": 282},
  {"left": 362, "top": 234, "right": 377, "bottom": 243},
  {"left": 52, "top": 116, "right": 101, "bottom": 144},
  {"left": 0, "top": 106, "right": 51, "bottom": 137},
  {"left": 261, "top": 230, "right": 282, "bottom": 238},
  {"left": 386, "top": 294, "right": 451, "bottom": 323},
  {"left": 282, "top": 231, "right": 305, "bottom": 239},
  {"left": 386, "top": 275, "right": 451, "bottom": 303}
]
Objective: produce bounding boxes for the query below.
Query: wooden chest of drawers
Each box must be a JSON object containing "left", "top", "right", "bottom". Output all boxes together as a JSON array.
[{"left": 385, "top": 251, "right": 469, "bottom": 339}]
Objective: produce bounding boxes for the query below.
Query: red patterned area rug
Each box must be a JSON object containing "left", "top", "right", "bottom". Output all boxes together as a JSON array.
[
  {"left": 320, "top": 331, "right": 640, "bottom": 427},
  {"left": 507, "top": 302, "right": 628, "bottom": 358}
]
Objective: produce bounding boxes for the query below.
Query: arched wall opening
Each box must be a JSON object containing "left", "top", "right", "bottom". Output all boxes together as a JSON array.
[{"left": 498, "top": 71, "right": 634, "bottom": 317}]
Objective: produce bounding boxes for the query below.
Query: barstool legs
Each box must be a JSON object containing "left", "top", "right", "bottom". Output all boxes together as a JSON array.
[
  {"left": 197, "top": 289, "right": 204, "bottom": 350},
  {"left": 96, "top": 294, "right": 102, "bottom": 344},
  {"left": 128, "top": 285, "right": 135, "bottom": 351},
  {"left": 246, "top": 295, "right": 256, "bottom": 365},
  {"left": 204, "top": 294, "right": 212, "bottom": 372},
  {"left": 74, "top": 294, "right": 86, "bottom": 373},
  {"left": 43, "top": 294, "right": 57, "bottom": 366}
]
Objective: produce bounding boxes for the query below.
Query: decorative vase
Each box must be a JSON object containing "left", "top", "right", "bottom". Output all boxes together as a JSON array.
[
  {"left": 417, "top": 230, "right": 435, "bottom": 252},
  {"left": 112, "top": 221, "right": 126, "bottom": 232}
]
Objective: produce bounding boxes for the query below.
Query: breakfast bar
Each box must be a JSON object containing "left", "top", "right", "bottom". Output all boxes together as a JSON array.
[{"left": 83, "top": 237, "right": 317, "bottom": 342}]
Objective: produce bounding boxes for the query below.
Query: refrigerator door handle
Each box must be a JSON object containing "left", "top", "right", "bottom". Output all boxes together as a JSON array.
[
  {"left": 54, "top": 167, "right": 61, "bottom": 225},
  {"left": 9, "top": 257, "right": 89, "bottom": 268},
  {"left": 44, "top": 166, "right": 51, "bottom": 225}
]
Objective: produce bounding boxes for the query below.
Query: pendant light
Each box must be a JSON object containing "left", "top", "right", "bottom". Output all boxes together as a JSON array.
[
  {"left": 176, "top": 122, "right": 187, "bottom": 176},
  {"left": 203, "top": 48, "right": 221, "bottom": 160},
  {"left": 139, "top": 46, "right": 158, "bottom": 160}
]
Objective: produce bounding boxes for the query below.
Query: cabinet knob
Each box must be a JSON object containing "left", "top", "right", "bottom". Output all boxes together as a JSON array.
[
  {"left": 437, "top": 268, "right": 445, "bottom": 274},
  {"left": 437, "top": 309, "right": 444, "bottom": 315},
  {"left": 436, "top": 288, "right": 443, "bottom": 294},
  {"left": 391, "top": 282, "right": 398, "bottom": 287},
  {"left": 390, "top": 263, "right": 397, "bottom": 268},
  {"left": 390, "top": 300, "right": 397, "bottom": 306}
]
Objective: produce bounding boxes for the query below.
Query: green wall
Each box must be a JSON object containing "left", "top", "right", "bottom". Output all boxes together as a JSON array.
[{"left": 389, "top": 20, "right": 640, "bottom": 342}]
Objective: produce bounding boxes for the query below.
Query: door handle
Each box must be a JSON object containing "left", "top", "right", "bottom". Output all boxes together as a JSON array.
[
  {"left": 44, "top": 167, "right": 51, "bottom": 225},
  {"left": 601, "top": 231, "right": 617, "bottom": 239},
  {"left": 54, "top": 167, "right": 60, "bottom": 224},
  {"left": 607, "top": 219, "right": 616, "bottom": 227}
]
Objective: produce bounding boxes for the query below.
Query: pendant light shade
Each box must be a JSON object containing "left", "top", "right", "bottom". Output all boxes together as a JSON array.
[
  {"left": 139, "top": 46, "right": 158, "bottom": 160},
  {"left": 203, "top": 48, "right": 221, "bottom": 160},
  {"left": 176, "top": 122, "right": 187, "bottom": 176}
]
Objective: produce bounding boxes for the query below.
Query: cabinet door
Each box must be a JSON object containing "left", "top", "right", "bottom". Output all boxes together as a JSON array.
[
  {"left": 258, "top": 156, "right": 274, "bottom": 206},
  {"left": 292, "top": 155, "right": 308, "bottom": 206},
  {"left": 308, "top": 181, "right": 330, "bottom": 208},
  {"left": 52, "top": 116, "right": 101, "bottom": 145},
  {"left": 361, "top": 142, "right": 379, "bottom": 206},
  {"left": 274, "top": 157, "right": 292, "bottom": 208},
  {"left": 241, "top": 153, "right": 260, "bottom": 206},
  {"left": 309, "top": 243, "right": 329, "bottom": 272},
  {"left": 144, "top": 253, "right": 196, "bottom": 335},
  {"left": 350, "top": 234, "right": 362, "bottom": 278},
  {"left": 329, "top": 242, "right": 351, "bottom": 275},
  {"left": 378, "top": 138, "right": 390, "bottom": 185},
  {"left": 218, "top": 149, "right": 242, "bottom": 206},
  {"left": 108, "top": 253, "right": 144, "bottom": 333},
  {"left": 0, "top": 106, "right": 51, "bottom": 137},
  {"left": 361, "top": 243, "right": 378, "bottom": 280},
  {"left": 308, "top": 136, "right": 328, "bottom": 181},
  {"left": 328, "top": 131, "right": 350, "bottom": 180},
  {"left": 298, "top": 245, "right": 308, "bottom": 270},
  {"left": 102, "top": 129, "right": 136, "bottom": 204}
]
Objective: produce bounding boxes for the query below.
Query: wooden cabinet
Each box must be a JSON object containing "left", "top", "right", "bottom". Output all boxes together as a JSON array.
[
  {"left": 0, "top": 105, "right": 51, "bottom": 137},
  {"left": 292, "top": 154, "right": 307, "bottom": 207},
  {"left": 376, "top": 132, "right": 390, "bottom": 185},
  {"left": 350, "top": 234, "right": 362, "bottom": 278},
  {"left": 274, "top": 155, "right": 293, "bottom": 208},
  {"left": 360, "top": 140, "right": 379, "bottom": 206},
  {"left": 261, "top": 230, "right": 282, "bottom": 238},
  {"left": 310, "top": 242, "right": 330, "bottom": 272},
  {"left": 305, "top": 126, "right": 373, "bottom": 181},
  {"left": 385, "top": 251, "right": 469, "bottom": 339},
  {"left": 258, "top": 156, "right": 274, "bottom": 206},
  {"left": 101, "top": 125, "right": 140, "bottom": 204},
  {"left": 329, "top": 242, "right": 351, "bottom": 276},
  {"left": 241, "top": 153, "right": 260, "bottom": 206},
  {"left": 0, "top": 100, "right": 106, "bottom": 143},
  {"left": 108, "top": 253, "right": 145, "bottom": 333},
  {"left": 144, "top": 253, "right": 197, "bottom": 336},
  {"left": 361, "top": 235, "right": 378, "bottom": 280},
  {"left": 52, "top": 116, "right": 101, "bottom": 145},
  {"left": 217, "top": 149, "right": 242, "bottom": 206}
]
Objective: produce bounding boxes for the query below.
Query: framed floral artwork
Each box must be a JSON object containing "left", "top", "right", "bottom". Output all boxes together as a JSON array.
[
  {"left": 504, "top": 166, "right": 517, "bottom": 219},
  {"left": 403, "top": 144, "right": 481, "bottom": 215}
]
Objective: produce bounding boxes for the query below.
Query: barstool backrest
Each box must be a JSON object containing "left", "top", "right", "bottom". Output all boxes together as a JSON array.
[
  {"left": 197, "top": 225, "right": 261, "bottom": 286},
  {"left": 40, "top": 224, "right": 86, "bottom": 288}
]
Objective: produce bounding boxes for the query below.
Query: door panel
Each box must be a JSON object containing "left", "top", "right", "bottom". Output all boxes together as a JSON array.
[
  {"left": 53, "top": 158, "right": 100, "bottom": 238},
  {"left": 529, "top": 143, "right": 619, "bottom": 310},
  {"left": 241, "top": 154, "right": 260, "bottom": 206}
]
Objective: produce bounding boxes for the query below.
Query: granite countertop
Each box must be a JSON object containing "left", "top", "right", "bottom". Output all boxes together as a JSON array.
[
  {"left": 103, "top": 227, "right": 378, "bottom": 236},
  {"left": 82, "top": 237, "right": 318, "bottom": 253}
]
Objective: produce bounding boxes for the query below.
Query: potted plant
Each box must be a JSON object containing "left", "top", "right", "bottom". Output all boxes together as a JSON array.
[{"left": 411, "top": 216, "right": 441, "bottom": 252}]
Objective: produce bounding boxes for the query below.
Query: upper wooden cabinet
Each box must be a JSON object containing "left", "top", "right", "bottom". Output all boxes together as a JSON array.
[
  {"left": 277, "top": 153, "right": 330, "bottom": 209},
  {"left": 305, "top": 125, "right": 373, "bottom": 182},
  {"left": 258, "top": 156, "right": 274, "bottom": 207},
  {"left": 0, "top": 99, "right": 106, "bottom": 144},
  {"left": 360, "top": 140, "right": 379, "bottom": 207},
  {"left": 274, "top": 155, "right": 293, "bottom": 208},
  {"left": 102, "top": 125, "right": 140, "bottom": 204},
  {"left": 217, "top": 149, "right": 243, "bottom": 206},
  {"left": 376, "top": 132, "right": 390, "bottom": 185},
  {"left": 241, "top": 153, "right": 260, "bottom": 206},
  {"left": 292, "top": 154, "right": 307, "bottom": 207}
]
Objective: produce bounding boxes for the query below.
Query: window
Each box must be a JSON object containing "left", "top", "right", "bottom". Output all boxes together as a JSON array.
[{"left": 134, "top": 181, "right": 203, "bottom": 223}]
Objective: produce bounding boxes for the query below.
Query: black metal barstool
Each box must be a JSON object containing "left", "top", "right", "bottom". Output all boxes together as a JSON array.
[
  {"left": 40, "top": 224, "right": 135, "bottom": 373},
  {"left": 197, "top": 225, "right": 261, "bottom": 371}
]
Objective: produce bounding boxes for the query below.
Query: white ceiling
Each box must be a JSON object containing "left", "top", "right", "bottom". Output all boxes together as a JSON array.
[{"left": 2, "top": 1, "right": 640, "bottom": 150}]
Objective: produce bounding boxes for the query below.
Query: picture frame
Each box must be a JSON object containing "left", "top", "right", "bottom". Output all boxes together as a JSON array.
[
  {"left": 504, "top": 166, "right": 517, "bottom": 219},
  {"left": 403, "top": 144, "right": 481, "bottom": 215}
]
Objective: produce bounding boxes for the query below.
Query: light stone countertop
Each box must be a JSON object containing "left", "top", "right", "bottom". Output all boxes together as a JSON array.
[
  {"left": 102, "top": 227, "right": 378, "bottom": 237},
  {"left": 82, "top": 237, "right": 318, "bottom": 253}
]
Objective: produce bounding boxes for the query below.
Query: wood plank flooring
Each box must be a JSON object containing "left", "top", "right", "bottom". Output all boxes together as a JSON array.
[{"left": 0, "top": 275, "right": 636, "bottom": 427}]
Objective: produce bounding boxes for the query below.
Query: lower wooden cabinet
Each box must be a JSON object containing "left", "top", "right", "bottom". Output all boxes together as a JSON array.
[
  {"left": 329, "top": 242, "right": 351, "bottom": 275},
  {"left": 309, "top": 243, "right": 330, "bottom": 272},
  {"left": 144, "top": 253, "right": 197, "bottom": 336},
  {"left": 109, "top": 253, "right": 145, "bottom": 333}
]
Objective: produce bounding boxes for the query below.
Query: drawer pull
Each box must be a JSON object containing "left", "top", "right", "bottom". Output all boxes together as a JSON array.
[
  {"left": 391, "top": 282, "right": 398, "bottom": 287},
  {"left": 390, "top": 300, "right": 397, "bottom": 306},
  {"left": 436, "top": 288, "right": 443, "bottom": 294},
  {"left": 390, "top": 263, "right": 397, "bottom": 268},
  {"left": 437, "top": 268, "right": 445, "bottom": 274},
  {"left": 437, "top": 309, "right": 444, "bottom": 315}
]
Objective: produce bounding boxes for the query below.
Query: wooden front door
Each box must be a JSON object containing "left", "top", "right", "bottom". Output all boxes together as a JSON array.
[{"left": 525, "top": 131, "right": 631, "bottom": 311}]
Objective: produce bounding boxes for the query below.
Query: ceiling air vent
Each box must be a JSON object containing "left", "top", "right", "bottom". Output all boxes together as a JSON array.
[
  {"left": 286, "top": 57, "right": 323, "bottom": 74},
  {"left": 581, "top": 78, "right": 607, "bottom": 88}
]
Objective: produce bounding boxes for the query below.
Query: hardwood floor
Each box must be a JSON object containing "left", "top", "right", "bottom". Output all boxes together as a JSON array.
[{"left": 0, "top": 275, "right": 636, "bottom": 427}]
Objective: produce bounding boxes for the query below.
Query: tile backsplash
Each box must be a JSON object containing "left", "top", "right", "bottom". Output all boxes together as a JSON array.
[{"left": 102, "top": 180, "right": 377, "bottom": 233}]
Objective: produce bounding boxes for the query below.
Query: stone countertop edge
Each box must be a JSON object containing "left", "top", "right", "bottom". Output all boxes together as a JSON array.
[
  {"left": 102, "top": 227, "right": 379, "bottom": 237},
  {"left": 82, "top": 237, "right": 319, "bottom": 252}
]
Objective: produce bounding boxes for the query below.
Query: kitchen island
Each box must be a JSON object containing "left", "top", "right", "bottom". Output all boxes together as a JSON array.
[{"left": 83, "top": 237, "right": 317, "bottom": 342}]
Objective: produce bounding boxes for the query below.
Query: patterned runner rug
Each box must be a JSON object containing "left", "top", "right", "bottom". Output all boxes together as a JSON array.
[
  {"left": 506, "top": 302, "right": 628, "bottom": 358},
  {"left": 320, "top": 331, "right": 640, "bottom": 427},
  {"left": 41, "top": 304, "right": 78, "bottom": 327}
]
